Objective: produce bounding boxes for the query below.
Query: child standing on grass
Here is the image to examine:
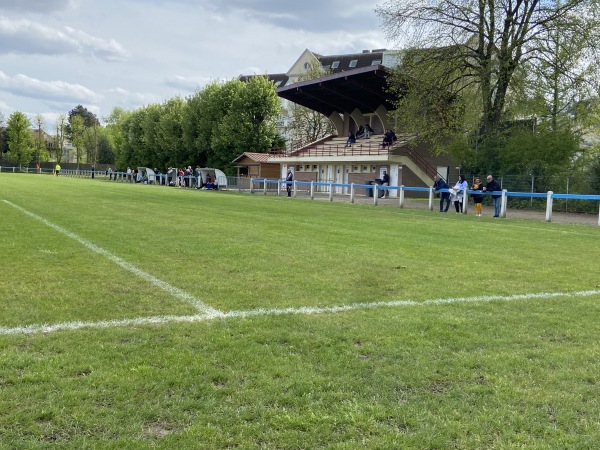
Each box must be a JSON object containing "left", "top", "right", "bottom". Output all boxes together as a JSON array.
[{"left": 471, "top": 177, "right": 484, "bottom": 216}]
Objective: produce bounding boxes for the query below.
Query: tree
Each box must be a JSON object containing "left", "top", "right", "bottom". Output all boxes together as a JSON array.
[
  {"left": 376, "top": 0, "right": 600, "bottom": 144},
  {"left": 103, "top": 107, "right": 129, "bottom": 169},
  {"left": 0, "top": 112, "right": 7, "bottom": 157},
  {"left": 70, "top": 115, "right": 86, "bottom": 169},
  {"left": 284, "top": 64, "right": 335, "bottom": 149},
  {"left": 68, "top": 105, "right": 99, "bottom": 166},
  {"left": 97, "top": 130, "right": 115, "bottom": 164},
  {"left": 33, "top": 114, "right": 50, "bottom": 164},
  {"left": 5, "top": 111, "right": 34, "bottom": 169},
  {"left": 53, "top": 114, "right": 67, "bottom": 164},
  {"left": 211, "top": 76, "right": 280, "bottom": 172}
]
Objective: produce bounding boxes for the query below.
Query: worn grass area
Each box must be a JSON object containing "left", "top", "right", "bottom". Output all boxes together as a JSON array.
[{"left": 1, "top": 174, "right": 599, "bottom": 449}]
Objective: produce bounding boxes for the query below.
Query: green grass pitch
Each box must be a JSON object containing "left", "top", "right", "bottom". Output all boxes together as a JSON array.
[{"left": 1, "top": 174, "right": 599, "bottom": 449}]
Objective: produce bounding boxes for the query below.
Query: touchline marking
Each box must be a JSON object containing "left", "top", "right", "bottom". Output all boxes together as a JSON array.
[
  {"left": 1, "top": 289, "right": 598, "bottom": 336},
  {"left": 3, "top": 200, "right": 222, "bottom": 317}
]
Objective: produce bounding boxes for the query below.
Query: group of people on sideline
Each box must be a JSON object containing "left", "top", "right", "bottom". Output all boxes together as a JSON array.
[{"left": 433, "top": 174, "right": 502, "bottom": 217}]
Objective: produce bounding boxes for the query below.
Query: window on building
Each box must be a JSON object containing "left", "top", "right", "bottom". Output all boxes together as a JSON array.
[
  {"left": 312, "top": 165, "right": 318, "bottom": 171},
  {"left": 331, "top": 61, "right": 340, "bottom": 69},
  {"left": 371, "top": 60, "right": 382, "bottom": 65},
  {"left": 296, "top": 165, "right": 302, "bottom": 171},
  {"left": 349, "top": 60, "right": 358, "bottom": 68},
  {"left": 305, "top": 165, "right": 310, "bottom": 171}
]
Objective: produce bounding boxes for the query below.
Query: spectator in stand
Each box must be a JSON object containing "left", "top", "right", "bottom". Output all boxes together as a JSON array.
[
  {"left": 381, "top": 129, "right": 397, "bottom": 148},
  {"left": 365, "top": 124, "right": 374, "bottom": 138},
  {"left": 432, "top": 175, "right": 450, "bottom": 212},
  {"left": 356, "top": 125, "right": 366, "bottom": 139},
  {"left": 483, "top": 175, "right": 502, "bottom": 217},
  {"left": 346, "top": 131, "right": 356, "bottom": 147},
  {"left": 178, "top": 168, "right": 185, "bottom": 187},
  {"left": 450, "top": 175, "right": 468, "bottom": 213},
  {"left": 126, "top": 167, "right": 132, "bottom": 182},
  {"left": 471, "top": 177, "right": 484, "bottom": 216}
]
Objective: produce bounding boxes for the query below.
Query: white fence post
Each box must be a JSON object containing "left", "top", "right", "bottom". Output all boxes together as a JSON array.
[
  {"left": 501, "top": 189, "right": 508, "bottom": 218},
  {"left": 277, "top": 180, "right": 281, "bottom": 196},
  {"left": 263, "top": 179, "right": 267, "bottom": 195},
  {"left": 350, "top": 183, "right": 355, "bottom": 204},
  {"left": 545, "top": 191, "right": 553, "bottom": 222},
  {"left": 428, "top": 187, "right": 434, "bottom": 211},
  {"left": 373, "top": 185, "right": 379, "bottom": 206},
  {"left": 462, "top": 192, "right": 468, "bottom": 214},
  {"left": 293, "top": 180, "right": 297, "bottom": 198},
  {"left": 310, "top": 181, "right": 314, "bottom": 200},
  {"left": 399, "top": 186, "right": 405, "bottom": 208},
  {"left": 328, "top": 183, "right": 333, "bottom": 201}
]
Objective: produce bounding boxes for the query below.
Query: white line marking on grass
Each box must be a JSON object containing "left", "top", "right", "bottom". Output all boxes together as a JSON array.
[
  {"left": 1, "top": 290, "right": 598, "bottom": 336},
  {"left": 2, "top": 200, "right": 222, "bottom": 317}
]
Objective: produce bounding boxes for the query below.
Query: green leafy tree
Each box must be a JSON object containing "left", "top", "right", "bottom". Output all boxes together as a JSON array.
[
  {"left": 157, "top": 97, "right": 186, "bottom": 168},
  {"left": 33, "top": 114, "right": 50, "bottom": 164},
  {"left": 97, "top": 130, "right": 115, "bottom": 164},
  {"left": 211, "top": 76, "right": 280, "bottom": 172},
  {"left": 377, "top": 0, "right": 600, "bottom": 145},
  {"left": 5, "top": 111, "right": 34, "bottom": 169},
  {"left": 0, "top": 112, "right": 7, "bottom": 158},
  {"left": 284, "top": 64, "right": 335, "bottom": 148},
  {"left": 52, "top": 114, "right": 67, "bottom": 164},
  {"left": 70, "top": 115, "right": 86, "bottom": 168},
  {"left": 103, "top": 107, "right": 129, "bottom": 169}
]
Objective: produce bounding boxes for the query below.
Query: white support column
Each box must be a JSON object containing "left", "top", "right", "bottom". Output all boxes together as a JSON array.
[
  {"left": 399, "top": 186, "right": 405, "bottom": 208},
  {"left": 545, "top": 191, "right": 553, "bottom": 222},
  {"left": 501, "top": 189, "right": 508, "bottom": 218},
  {"left": 277, "top": 181, "right": 281, "bottom": 196},
  {"left": 374, "top": 186, "right": 379, "bottom": 206},
  {"left": 328, "top": 183, "right": 333, "bottom": 201},
  {"left": 293, "top": 180, "right": 297, "bottom": 198},
  {"left": 310, "top": 181, "right": 314, "bottom": 199},
  {"left": 263, "top": 180, "right": 267, "bottom": 195},
  {"left": 350, "top": 183, "right": 355, "bottom": 204},
  {"left": 462, "top": 193, "right": 468, "bottom": 214},
  {"left": 428, "top": 187, "right": 434, "bottom": 211}
]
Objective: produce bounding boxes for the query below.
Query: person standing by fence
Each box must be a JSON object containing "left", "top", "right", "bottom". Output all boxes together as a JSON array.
[
  {"left": 483, "top": 175, "right": 502, "bottom": 218},
  {"left": 471, "top": 177, "right": 484, "bottom": 216},
  {"left": 433, "top": 175, "right": 450, "bottom": 212},
  {"left": 55, "top": 163, "right": 61, "bottom": 176},
  {"left": 286, "top": 168, "right": 293, "bottom": 197}
]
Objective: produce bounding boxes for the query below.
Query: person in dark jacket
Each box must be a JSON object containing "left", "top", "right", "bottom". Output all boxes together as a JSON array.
[
  {"left": 483, "top": 175, "right": 502, "bottom": 217},
  {"left": 286, "top": 168, "right": 294, "bottom": 197},
  {"left": 471, "top": 177, "right": 484, "bottom": 216},
  {"left": 432, "top": 175, "right": 450, "bottom": 212}
]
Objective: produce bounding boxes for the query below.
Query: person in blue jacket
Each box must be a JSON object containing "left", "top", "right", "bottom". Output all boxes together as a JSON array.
[{"left": 432, "top": 175, "right": 450, "bottom": 212}]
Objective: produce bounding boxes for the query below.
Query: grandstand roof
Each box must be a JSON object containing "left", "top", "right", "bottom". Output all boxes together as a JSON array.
[{"left": 275, "top": 65, "right": 394, "bottom": 117}]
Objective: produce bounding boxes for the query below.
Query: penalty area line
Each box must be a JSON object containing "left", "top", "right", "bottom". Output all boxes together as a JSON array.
[
  {"left": 2, "top": 200, "right": 221, "bottom": 316},
  {"left": 1, "top": 289, "right": 599, "bottom": 336}
]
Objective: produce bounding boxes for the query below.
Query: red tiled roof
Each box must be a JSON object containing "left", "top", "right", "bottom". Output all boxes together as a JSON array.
[{"left": 233, "top": 152, "right": 273, "bottom": 163}]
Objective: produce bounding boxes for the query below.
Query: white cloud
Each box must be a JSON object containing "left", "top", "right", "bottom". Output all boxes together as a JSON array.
[
  {"left": 0, "top": 70, "right": 102, "bottom": 104},
  {"left": 0, "top": 16, "right": 129, "bottom": 61},
  {"left": 0, "top": 0, "right": 78, "bottom": 13},
  {"left": 164, "top": 75, "right": 214, "bottom": 92}
]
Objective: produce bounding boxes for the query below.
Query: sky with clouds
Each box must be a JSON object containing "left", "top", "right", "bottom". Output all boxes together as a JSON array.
[{"left": 0, "top": 0, "right": 389, "bottom": 126}]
